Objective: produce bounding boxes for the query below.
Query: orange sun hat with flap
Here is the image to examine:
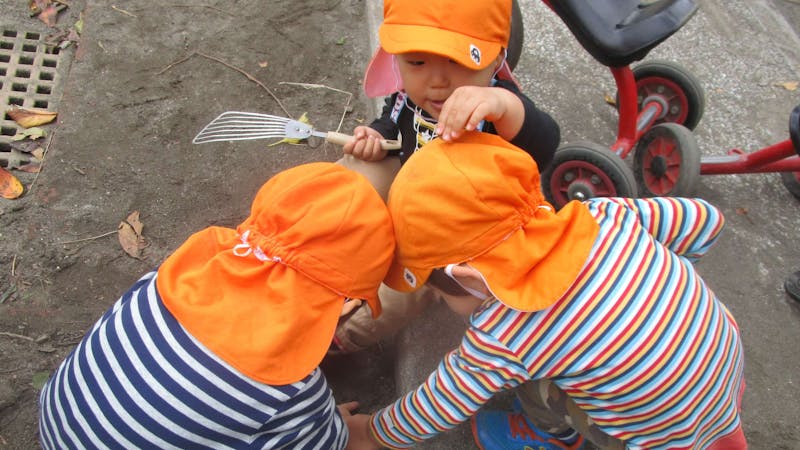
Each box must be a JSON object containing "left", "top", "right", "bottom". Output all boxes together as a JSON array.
[
  {"left": 385, "top": 132, "right": 601, "bottom": 312},
  {"left": 156, "top": 163, "right": 395, "bottom": 385},
  {"left": 363, "top": 0, "right": 517, "bottom": 97}
]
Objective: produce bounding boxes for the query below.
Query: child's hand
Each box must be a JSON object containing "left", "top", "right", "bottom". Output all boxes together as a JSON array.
[
  {"left": 338, "top": 402, "right": 381, "bottom": 450},
  {"left": 343, "top": 126, "right": 389, "bottom": 162},
  {"left": 340, "top": 298, "right": 363, "bottom": 317},
  {"left": 436, "top": 86, "right": 524, "bottom": 142}
]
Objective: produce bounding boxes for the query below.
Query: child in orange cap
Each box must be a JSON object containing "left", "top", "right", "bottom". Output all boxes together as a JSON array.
[
  {"left": 332, "top": 0, "right": 560, "bottom": 355},
  {"left": 343, "top": 132, "right": 747, "bottom": 450},
  {"left": 38, "top": 163, "right": 395, "bottom": 449},
  {"left": 341, "top": 0, "right": 558, "bottom": 190}
]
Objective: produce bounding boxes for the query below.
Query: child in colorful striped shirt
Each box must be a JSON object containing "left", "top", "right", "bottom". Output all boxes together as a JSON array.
[
  {"left": 342, "top": 132, "right": 747, "bottom": 450},
  {"left": 38, "top": 163, "right": 395, "bottom": 449}
]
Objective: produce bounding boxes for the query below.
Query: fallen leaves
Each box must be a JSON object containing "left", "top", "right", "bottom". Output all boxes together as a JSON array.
[
  {"left": 118, "top": 211, "right": 147, "bottom": 259},
  {"left": 2, "top": 110, "right": 54, "bottom": 198},
  {"left": 0, "top": 167, "right": 25, "bottom": 199},
  {"left": 8, "top": 107, "right": 58, "bottom": 128},
  {"left": 12, "top": 127, "right": 47, "bottom": 141},
  {"left": 775, "top": 81, "right": 798, "bottom": 91},
  {"left": 29, "top": 0, "right": 67, "bottom": 27},
  {"left": 1, "top": 141, "right": 44, "bottom": 173}
]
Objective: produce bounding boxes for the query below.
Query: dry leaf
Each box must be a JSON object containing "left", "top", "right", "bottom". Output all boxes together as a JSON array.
[
  {"left": 0, "top": 167, "right": 24, "bottom": 199},
  {"left": 604, "top": 93, "right": 617, "bottom": 106},
  {"left": 29, "top": 0, "right": 50, "bottom": 15},
  {"left": 37, "top": 4, "right": 60, "bottom": 26},
  {"left": 18, "top": 162, "right": 42, "bottom": 173},
  {"left": 258, "top": 61, "right": 268, "bottom": 68},
  {"left": 268, "top": 112, "right": 311, "bottom": 146},
  {"left": 11, "top": 127, "right": 46, "bottom": 141},
  {"left": 9, "top": 140, "right": 41, "bottom": 154},
  {"left": 735, "top": 207, "right": 749, "bottom": 216},
  {"left": 8, "top": 108, "right": 58, "bottom": 128},
  {"left": 118, "top": 211, "right": 146, "bottom": 258},
  {"left": 775, "top": 81, "right": 798, "bottom": 91}
]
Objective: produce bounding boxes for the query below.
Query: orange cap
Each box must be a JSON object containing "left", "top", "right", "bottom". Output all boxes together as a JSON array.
[
  {"left": 385, "top": 132, "right": 600, "bottom": 312},
  {"left": 363, "top": 0, "right": 515, "bottom": 97},
  {"left": 156, "top": 163, "right": 395, "bottom": 385}
]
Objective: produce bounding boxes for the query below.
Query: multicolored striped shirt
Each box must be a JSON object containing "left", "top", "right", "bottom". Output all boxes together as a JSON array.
[
  {"left": 38, "top": 271, "right": 348, "bottom": 449},
  {"left": 371, "top": 197, "right": 746, "bottom": 449}
]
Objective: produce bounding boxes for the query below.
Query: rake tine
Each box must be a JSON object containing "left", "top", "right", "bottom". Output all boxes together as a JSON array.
[
  {"left": 193, "top": 111, "right": 301, "bottom": 144},
  {"left": 193, "top": 133, "right": 286, "bottom": 144},
  {"left": 213, "top": 111, "right": 292, "bottom": 122},
  {"left": 200, "top": 124, "right": 288, "bottom": 133}
]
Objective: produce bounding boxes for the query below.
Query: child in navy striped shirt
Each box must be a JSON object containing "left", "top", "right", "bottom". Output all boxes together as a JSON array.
[{"left": 38, "top": 163, "right": 395, "bottom": 449}]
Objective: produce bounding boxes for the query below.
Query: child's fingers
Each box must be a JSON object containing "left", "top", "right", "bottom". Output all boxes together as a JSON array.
[
  {"left": 340, "top": 299, "right": 363, "bottom": 316},
  {"left": 337, "top": 401, "right": 360, "bottom": 416}
]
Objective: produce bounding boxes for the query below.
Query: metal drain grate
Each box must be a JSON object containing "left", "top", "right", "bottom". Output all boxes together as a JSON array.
[{"left": 0, "top": 28, "right": 67, "bottom": 153}]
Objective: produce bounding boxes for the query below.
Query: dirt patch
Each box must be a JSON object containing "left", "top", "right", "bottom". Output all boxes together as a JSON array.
[{"left": 0, "top": 1, "right": 382, "bottom": 447}]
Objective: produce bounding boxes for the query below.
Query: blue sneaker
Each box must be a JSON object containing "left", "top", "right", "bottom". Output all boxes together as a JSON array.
[{"left": 471, "top": 410, "right": 585, "bottom": 450}]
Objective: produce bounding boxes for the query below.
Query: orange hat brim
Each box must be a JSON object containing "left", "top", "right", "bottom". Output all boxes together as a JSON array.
[{"left": 379, "top": 24, "right": 502, "bottom": 70}]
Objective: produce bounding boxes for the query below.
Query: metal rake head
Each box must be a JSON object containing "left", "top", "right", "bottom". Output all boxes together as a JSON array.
[{"left": 192, "top": 111, "right": 295, "bottom": 144}]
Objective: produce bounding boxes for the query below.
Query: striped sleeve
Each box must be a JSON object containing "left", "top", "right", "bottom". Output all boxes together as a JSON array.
[
  {"left": 370, "top": 328, "right": 528, "bottom": 448},
  {"left": 598, "top": 197, "right": 725, "bottom": 262},
  {"left": 38, "top": 271, "right": 348, "bottom": 450}
]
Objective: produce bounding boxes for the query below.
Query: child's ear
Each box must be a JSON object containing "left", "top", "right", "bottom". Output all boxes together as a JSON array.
[
  {"left": 450, "top": 264, "right": 490, "bottom": 296},
  {"left": 493, "top": 49, "right": 506, "bottom": 72}
]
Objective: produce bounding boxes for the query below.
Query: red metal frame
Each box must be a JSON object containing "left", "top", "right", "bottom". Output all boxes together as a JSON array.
[
  {"left": 541, "top": 0, "right": 800, "bottom": 178},
  {"left": 700, "top": 140, "right": 800, "bottom": 175}
]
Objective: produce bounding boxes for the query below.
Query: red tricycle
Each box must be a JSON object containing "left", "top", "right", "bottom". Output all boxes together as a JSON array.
[{"left": 528, "top": 0, "right": 800, "bottom": 208}]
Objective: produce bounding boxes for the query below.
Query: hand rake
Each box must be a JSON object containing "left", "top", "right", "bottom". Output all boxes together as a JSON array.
[{"left": 192, "top": 111, "right": 401, "bottom": 151}]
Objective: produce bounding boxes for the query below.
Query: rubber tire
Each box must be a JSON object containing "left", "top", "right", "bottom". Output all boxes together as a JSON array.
[
  {"left": 542, "top": 141, "right": 638, "bottom": 209},
  {"left": 633, "top": 123, "right": 701, "bottom": 197},
  {"left": 507, "top": 0, "right": 524, "bottom": 71},
  {"left": 628, "top": 60, "right": 706, "bottom": 131},
  {"left": 780, "top": 171, "right": 800, "bottom": 199}
]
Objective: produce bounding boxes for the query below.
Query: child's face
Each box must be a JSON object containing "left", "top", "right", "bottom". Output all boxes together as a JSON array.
[
  {"left": 425, "top": 265, "right": 490, "bottom": 317},
  {"left": 396, "top": 52, "right": 500, "bottom": 119}
]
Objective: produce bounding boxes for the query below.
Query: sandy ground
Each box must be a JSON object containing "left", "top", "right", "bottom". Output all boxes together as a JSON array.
[{"left": 1, "top": 0, "right": 800, "bottom": 449}]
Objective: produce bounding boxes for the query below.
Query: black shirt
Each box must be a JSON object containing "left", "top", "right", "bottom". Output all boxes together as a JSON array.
[{"left": 368, "top": 79, "right": 560, "bottom": 170}]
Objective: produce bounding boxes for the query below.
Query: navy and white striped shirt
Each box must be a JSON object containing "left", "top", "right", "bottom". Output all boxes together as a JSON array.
[{"left": 39, "top": 271, "right": 348, "bottom": 449}]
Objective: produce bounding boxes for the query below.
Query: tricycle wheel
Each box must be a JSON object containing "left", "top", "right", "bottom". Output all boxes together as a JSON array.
[
  {"left": 633, "top": 123, "right": 701, "bottom": 197},
  {"left": 780, "top": 171, "right": 800, "bottom": 199},
  {"left": 542, "top": 141, "right": 638, "bottom": 209},
  {"left": 507, "top": 0, "right": 524, "bottom": 71},
  {"left": 627, "top": 60, "right": 706, "bottom": 130}
]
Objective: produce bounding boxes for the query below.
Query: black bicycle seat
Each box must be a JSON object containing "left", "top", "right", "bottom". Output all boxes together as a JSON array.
[
  {"left": 547, "top": 0, "right": 698, "bottom": 67},
  {"left": 790, "top": 104, "right": 800, "bottom": 156}
]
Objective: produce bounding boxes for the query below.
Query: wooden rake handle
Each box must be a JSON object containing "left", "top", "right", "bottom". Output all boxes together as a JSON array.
[{"left": 325, "top": 131, "right": 402, "bottom": 153}]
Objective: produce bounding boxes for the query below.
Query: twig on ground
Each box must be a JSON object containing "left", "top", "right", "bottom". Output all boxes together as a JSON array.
[
  {"left": 162, "top": 5, "right": 234, "bottom": 16},
  {"left": 111, "top": 5, "right": 137, "bottom": 17},
  {"left": 278, "top": 82, "right": 353, "bottom": 132},
  {"left": 0, "top": 285, "right": 16, "bottom": 304},
  {"left": 27, "top": 129, "right": 56, "bottom": 194},
  {"left": 158, "top": 51, "right": 291, "bottom": 117},
  {"left": 0, "top": 331, "right": 34, "bottom": 342},
  {"left": 60, "top": 230, "right": 118, "bottom": 245},
  {"left": 11, "top": 254, "right": 16, "bottom": 277}
]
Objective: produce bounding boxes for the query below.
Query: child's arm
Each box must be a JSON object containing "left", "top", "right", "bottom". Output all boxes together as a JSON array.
[
  {"left": 606, "top": 197, "right": 726, "bottom": 262},
  {"left": 436, "top": 85, "right": 523, "bottom": 142},
  {"left": 367, "top": 329, "right": 528, "bottom": 448},
  {"left": 437, "top": 82, "right": 560, "bottom": 170}
]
